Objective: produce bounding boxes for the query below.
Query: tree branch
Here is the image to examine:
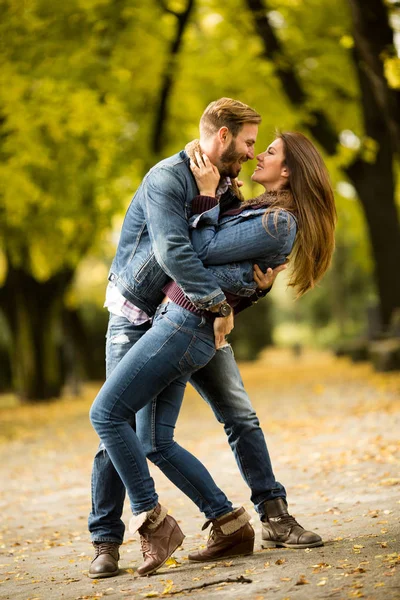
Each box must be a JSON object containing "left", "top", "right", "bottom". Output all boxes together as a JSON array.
[
  {"left": 245, "top": 0, "right": 338, "bottom": 154},
  {"left": 157, "top": 0, "right": 180, "bottom": 18},
  {"left": 163, "top": 575, "right": 252, "bottom": 595}
]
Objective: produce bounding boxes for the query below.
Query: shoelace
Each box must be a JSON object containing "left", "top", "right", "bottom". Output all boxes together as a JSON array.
[
  {"left": 206, "top": 523, "right": 222, "bottom": 543},
  {"left": 272, "top": 514, "right": 301, "bottom": 530},
  {"left": 95, "top": 542, "right": 118, "bottom": 557},
  {"left": 140, "top": 536, "right": 151, "bottom": 556}
]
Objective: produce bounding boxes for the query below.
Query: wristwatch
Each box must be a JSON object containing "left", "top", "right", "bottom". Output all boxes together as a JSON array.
[{"left": 217, "top": 302, "right": 232, "bottom": 317}]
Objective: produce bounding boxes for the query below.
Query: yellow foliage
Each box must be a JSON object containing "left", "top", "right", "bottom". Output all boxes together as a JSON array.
[{"left": 384, "top": 57, "right": 400, "bottom": 90}]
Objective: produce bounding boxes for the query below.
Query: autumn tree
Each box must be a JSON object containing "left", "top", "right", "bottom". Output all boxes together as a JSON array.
[
  {"left": 0, "top": 0, "right": 145, "bottom": 399},
  {"left": 243, "top": 0, "right": 400, "bottom": 330}
]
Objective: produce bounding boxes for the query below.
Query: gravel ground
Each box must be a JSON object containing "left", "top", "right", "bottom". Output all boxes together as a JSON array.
[{"left": 0, "top": 350, "right": 399, "bottom": 600}]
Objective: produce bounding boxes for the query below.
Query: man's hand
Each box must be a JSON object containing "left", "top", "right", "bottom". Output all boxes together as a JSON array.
[
  {"left": 253, "top": 263, "right": 287, "bottom": 291},
  {"left": 213, "top": 312, "right": 234, "bottom": 349}
]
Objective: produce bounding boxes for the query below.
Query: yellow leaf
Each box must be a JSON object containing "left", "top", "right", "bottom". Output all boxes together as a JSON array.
[
  {"left": 340, "top": 35, "right": 354, "bottom": 49},
  {"left": 380, "top": 478, "right": 400, "bottom": 486},
  {"left": 165, "top": 557, "right": 179, "bottom": 567},
  {"left": 162, "top": 580, "right": 174, "bottom": 594}
]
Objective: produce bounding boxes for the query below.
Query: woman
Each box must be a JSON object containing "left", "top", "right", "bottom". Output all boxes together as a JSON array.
[
  {"left": 90, "top": 131, "right": 336, "bottom": 575},
  {"left": 188, "top": 132, "right": 335, "bottom": 301}
]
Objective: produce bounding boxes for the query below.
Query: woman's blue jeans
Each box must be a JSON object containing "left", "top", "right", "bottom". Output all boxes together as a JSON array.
[{"left": 89, "top": 303, "right": 233, "bottom": 517}]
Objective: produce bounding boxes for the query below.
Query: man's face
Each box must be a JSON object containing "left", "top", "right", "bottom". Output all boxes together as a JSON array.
[{"left": 216, "top": 123, "right": 258, "bottom": 178}]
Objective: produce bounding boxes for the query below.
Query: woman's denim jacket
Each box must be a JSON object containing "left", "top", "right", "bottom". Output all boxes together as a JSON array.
[
  {"left": 190, "top": 204, "right": 297, "bottom": 297},
  {"left": 108, "top": 150, "right": 232, "bottom": 315}
]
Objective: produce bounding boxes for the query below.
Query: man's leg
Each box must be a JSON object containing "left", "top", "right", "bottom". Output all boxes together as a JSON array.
[
  {"left": 190, "top": 344, "right": 323, "bottom": 548},
  {"left": 88, "top": 315, "right": 151, "bottom": 578},
  {"left": 190, "top": 344, "right": 285, "bottom": 515}
]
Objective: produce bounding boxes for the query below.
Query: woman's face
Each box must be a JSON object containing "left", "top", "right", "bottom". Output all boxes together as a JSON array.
[{"left": 251, "top": 138, "right": 288, "bottom": 190}]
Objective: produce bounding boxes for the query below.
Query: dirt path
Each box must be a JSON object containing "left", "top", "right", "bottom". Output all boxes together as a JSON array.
[{"left": 0, "top": 350, "right": 399, "bottom": 600}]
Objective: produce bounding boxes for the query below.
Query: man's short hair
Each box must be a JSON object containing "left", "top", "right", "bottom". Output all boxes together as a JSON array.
[{"left": 200, "top": 98, "right": 262, "bottom": 139}]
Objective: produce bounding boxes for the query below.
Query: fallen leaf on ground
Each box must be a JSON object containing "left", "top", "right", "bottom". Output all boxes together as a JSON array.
[
  {"left": 295, "top": 575, "right": 309, "bottom": 585},
  {"left": 162, "top": 580, "right": 174, "bottom": 594}
]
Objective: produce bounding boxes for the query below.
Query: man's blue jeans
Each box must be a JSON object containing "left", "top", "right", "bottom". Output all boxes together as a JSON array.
[{"left": 89, "top": 310, "right": 286, "bottom": 543}]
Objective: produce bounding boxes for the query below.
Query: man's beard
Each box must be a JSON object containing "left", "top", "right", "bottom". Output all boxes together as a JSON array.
[{"left": 219, "top": 140, "right": 245, "bottom": 178}]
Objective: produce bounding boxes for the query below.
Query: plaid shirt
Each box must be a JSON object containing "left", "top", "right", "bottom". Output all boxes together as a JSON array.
[{"left": 105, "top": 177, "right": 232, "bottom": 324}]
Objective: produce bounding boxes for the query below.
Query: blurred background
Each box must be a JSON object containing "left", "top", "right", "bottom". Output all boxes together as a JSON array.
[{"left": 0, "top": 0, "right": 400, "bottom": 402}]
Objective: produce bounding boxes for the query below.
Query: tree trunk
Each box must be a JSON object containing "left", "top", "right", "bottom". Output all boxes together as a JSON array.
[
  {"left": 152, "top": 0, "right": 195, "bottom": 156},
  {"left": 0, "top": 267, "right": 73, "bottom": 401},
  {"left": 346, "top": 45, "right": 400, "bottom": 329},
  {"left": 347, "top": 154, "right": 400, "bottom": 329}
]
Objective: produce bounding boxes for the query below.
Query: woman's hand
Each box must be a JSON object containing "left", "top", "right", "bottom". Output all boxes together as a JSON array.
[
  {"left": 253, "top": 263, "right": 287, "bottom": 290},
  {"left": 190, "top": 152, "right": 220, "bottom": 197}
]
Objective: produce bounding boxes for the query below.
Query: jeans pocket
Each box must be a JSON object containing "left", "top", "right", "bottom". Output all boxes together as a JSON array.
[{"left": 179, "top": 335, "right": 215, "bottom": 374}]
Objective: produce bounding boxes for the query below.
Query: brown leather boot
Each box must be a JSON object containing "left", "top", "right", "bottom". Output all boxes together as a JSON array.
[
  {"left": 261, "top": 498, "right": 323, "bottom": 549},
  {"left": 89, "top": 542, "right": 120, "bottom": 578},
  {"left": 188, "top": 507, "right": 254, "bottom": 562},
  {"left": 130, "top": 503, "right": 185, "bottom": 576}
]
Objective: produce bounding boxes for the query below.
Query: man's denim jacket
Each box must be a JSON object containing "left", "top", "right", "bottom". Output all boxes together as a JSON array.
[{"left": 109, "top": 150, "right": 234, "bottom": 316}]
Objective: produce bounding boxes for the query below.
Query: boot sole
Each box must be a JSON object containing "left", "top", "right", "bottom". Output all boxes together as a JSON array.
[
  {"left": 88, "top": 567, "right": 119, "bottom": 579},
  {"left": 261, "top": 540, "right": 324, "bottom": 549},
  {"left": 188, "top": 537, "right": 255, "bottom": 562},
  {"left": 137, "top": 524, "right": 185, "bottom": 577}
]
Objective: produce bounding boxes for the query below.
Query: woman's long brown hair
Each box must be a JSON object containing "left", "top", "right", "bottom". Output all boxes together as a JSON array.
[{"left": 263, "top": 132, "right": 337, "bottom": 297}]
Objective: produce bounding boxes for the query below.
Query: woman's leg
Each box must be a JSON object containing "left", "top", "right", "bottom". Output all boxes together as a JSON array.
[
  {"left": 89, "top": 303, "right": 216, "bottom": 515},
  {"left": 136, "top": 378, "right": 233, "bottom": 521}
]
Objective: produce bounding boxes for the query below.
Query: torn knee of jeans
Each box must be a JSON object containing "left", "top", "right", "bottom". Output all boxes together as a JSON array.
[
  {"left": 217, "top": 343, "right": 232, "bottom": 351},
  {"left": 110, "top": 333, "right": 131, "bottom": 345}
]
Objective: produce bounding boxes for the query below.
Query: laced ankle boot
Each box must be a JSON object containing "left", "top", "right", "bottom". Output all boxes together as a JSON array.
[
  {"left": 89, "top": 541, "right": 120, "bottom": 578},
  {"left": 261, "top": 498, "right": 323, "bottom": 549},
  {"left": 129, "top": 503, "right": 185, "bottom": 576},
  {"left": 188, "top": 507, "right": 254, "bottom": 562}
]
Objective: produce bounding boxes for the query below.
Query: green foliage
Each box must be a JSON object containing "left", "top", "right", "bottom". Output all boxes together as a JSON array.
[{"left": 1, "top": 0, "right": 397, "bottom": 348}]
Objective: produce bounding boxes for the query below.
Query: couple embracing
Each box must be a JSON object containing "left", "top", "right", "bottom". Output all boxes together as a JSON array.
[{"left": 88, "top": 98, "right": 336, "bottom": 577}]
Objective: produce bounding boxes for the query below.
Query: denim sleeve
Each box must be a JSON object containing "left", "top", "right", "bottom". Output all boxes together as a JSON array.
[
  {"left": 143, "top": 168, "right": 226, "bottom": 309},
  {"left": 192, "top": 210, "right": 296, "bottom": 266},
  {"left": 190, "top": 204, "right": 222, "bottom": 261}
]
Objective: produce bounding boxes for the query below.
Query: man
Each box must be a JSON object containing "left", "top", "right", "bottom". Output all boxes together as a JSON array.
[{"left": 89, "top": 98, "right": 322, "bottom": 578}]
